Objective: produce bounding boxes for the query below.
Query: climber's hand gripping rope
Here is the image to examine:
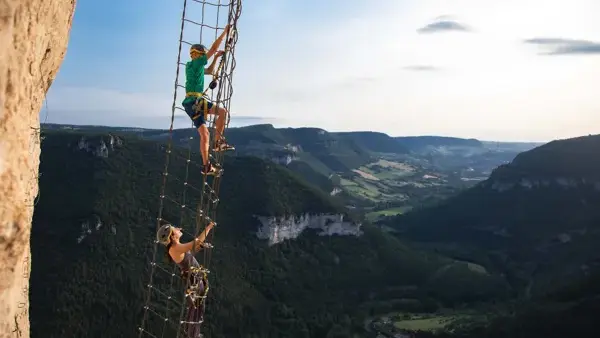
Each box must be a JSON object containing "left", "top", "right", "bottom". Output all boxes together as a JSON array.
[
  {"left": 208, "top": 22, "right": 237, "bottom": 90},
  {"left": 193, "top": 221, "right": 215, "bottom": 252}
]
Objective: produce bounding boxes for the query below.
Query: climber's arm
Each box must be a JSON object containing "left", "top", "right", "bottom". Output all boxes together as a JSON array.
[
  {"left": 206, "top": 25, "right": 230, "bottom": 59},
  {"left": 205, "top": 54, "right": 221, "bottom": 76},
  {"left": 191, "top": 222, "right": 215, "bottom": 253},
  {"left": 170, "top": 222, "right": 215, "bottom": 254}
]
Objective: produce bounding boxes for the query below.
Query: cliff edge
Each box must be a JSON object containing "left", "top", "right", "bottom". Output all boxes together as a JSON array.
[{"left": 0, "top": 1, "right": 76, "bottom": 337}]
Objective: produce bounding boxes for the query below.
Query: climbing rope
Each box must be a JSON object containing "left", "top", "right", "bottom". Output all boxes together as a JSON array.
[
  {"left": 137, "top": 1, "right": 242, "bottom": 337},
  {"left": 197, "top": 0, "right": 241, "bottom": 282}
]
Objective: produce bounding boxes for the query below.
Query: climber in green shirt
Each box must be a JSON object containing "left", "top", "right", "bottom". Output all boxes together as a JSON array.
[{"left": 182, "top": 24, "right": 235, "bottom": 176}]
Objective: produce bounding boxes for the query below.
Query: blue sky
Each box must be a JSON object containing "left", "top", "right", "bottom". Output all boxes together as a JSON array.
[{"left": 46, "top": 0, "right": 600, "bottom": 142}]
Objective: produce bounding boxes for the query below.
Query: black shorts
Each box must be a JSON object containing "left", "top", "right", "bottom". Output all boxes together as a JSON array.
[{"left": 183, "top": 98, "right": 214, "bottom": 128}]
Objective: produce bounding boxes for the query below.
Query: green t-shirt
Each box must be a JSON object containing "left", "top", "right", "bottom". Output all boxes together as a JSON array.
[{"left": 182, "top": 55, "right": 208, "bottom": 105}]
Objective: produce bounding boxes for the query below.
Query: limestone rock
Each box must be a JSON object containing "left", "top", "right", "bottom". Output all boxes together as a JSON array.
[
  {"left": 0, "top": 0, "right": 76, "bottom": 337},
  {"left": 256, "top": 213, "right": 363, "bottom": 245}
]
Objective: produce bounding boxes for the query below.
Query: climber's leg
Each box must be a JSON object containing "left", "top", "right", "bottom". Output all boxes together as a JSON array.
[
  {"left": 182, "top": 272, "right": 204, "bottom": 338},
  {"left": 183, "top": 295, "right": 202, "bottom": 338},
  {"left": 207, "top": 104, "right": 234, "bottom": 152},
  {"left": 183, "top": 99, "right": 218, "bottom": 176}
]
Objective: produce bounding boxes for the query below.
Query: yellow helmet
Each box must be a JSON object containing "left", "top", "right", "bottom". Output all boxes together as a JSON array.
[
  {"left": 190, "top": 44, "right": 207, "bottom": 55},
  {"left": 156, "top": 224, "right": 174, "bottom": 246}
]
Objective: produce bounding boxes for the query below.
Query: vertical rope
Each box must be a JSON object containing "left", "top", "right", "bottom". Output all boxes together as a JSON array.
[
  {"left": 201, "top": 0, "right": 223, "bottom": 278},
  {"left": 190, "top": 2, "right": 242, "bottom": 337},
  {"left": 138, "top": 0, "right": 189, "bottom": 337},
  {"left": 138, "top": 1, "right": 243, "bottom": 337}
]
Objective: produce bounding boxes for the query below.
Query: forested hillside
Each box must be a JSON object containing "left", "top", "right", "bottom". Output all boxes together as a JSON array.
[
  {"left": 30, "top": 131, "right": 507, "bottom": 338},
  {"left": 41, "top": 123, "right": 536, "bottom": 218},
  {"left": 389, "top": 134, "right": 600, "bottom": 297}
]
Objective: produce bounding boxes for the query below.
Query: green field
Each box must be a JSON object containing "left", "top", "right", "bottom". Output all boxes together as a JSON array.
[
  {"left": 336, "top": 158, "right": 453, "bottom": 207},
  {"left": 340, "top": 178, "right": 358, "bottom": 186},
  {"left": 364, "top": 160, "right": 417, "bottom": 180},
  {"left": 341, "top": 175, "right": 406, "bottom": 202},
  {"left": 339, "top": 162, "right": 416, "bottom": 202},
  {"left": 372, "top": 312, "right": 474, "bottom": 337},
  {"left": 466, "top": 262, "right": 488, "bottom": 274},
  {"left": 394, "top": 313, "right": 469, "bottom": 332},
  {"left": 394, "top": 316, "right": 451, "bottom": 331},
  {"left": 366, "top": 206, "right": 413, "bottom": 221}
]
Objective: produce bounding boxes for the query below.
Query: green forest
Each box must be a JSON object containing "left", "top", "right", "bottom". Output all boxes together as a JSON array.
[{"left": 29, "top": 130, "right": 600, "bottom": 338}]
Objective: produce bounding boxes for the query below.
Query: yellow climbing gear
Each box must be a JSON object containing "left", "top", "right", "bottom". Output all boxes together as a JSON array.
[
  {"left": 183, "top": 266, "right": 210, "bottom": 307},
  {"left": 189, "top": 97, "right": 209, "bottom": 122}
]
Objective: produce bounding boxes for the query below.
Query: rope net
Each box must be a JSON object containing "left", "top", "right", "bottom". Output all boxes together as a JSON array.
[{"left": 138, "top": 0, "right": 242, "bottom": 337}]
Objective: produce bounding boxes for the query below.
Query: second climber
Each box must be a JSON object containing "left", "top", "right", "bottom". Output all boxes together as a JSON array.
[
  {"left": 157, "top": 222, "right": 216, "bottom": 337},
  {"left": 182, "top": 24, "right": 235, "bottom": 176}
]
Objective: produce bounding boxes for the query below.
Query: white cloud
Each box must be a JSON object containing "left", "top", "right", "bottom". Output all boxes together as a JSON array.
[
  {"left": 229, "top": 0, "right": 600, "bottom": 141},
  {"left": 47, "top": 0, "right": 600, "bottom": 141}
]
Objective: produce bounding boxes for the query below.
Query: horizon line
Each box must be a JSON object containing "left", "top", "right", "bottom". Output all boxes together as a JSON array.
[{"left": 40, "top": 121, "right": 555, "bottom": 144}]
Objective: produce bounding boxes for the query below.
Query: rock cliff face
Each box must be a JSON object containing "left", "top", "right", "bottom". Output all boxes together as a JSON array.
[
  {"left": 0, "top": 1, "right": 76, "bottom": 337},
  {"left": 256, "top": 213, "right": 363, "bottom": 245}
]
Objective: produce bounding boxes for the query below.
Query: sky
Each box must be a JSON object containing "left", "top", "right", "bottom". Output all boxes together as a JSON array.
[{"left": 44, "top": 0, "right": 600, "bottom": 142}]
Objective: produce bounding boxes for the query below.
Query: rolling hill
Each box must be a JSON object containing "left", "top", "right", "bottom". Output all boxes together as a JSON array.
[
  {"left": 388, "top": 134, "right": 600, "bottom": 297},
  {"left": 40, "top": 123, "right": 539, "bottom": 212},
  {"left": 395, "top": 136, "right": 483, "bottom": 149},
  {"left": 30, "top": 130, "right": 509, "bottom": 338}
]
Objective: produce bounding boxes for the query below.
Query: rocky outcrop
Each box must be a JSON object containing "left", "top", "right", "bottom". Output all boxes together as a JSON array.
[
  {"left": 330, "top": 187, "right": 342, "bottom": 196},
  {"left": 77, "top": 134, "right": 123, "bottom": 158},
  {"left": 0, "top": 1, "right": 76, "bottom": 337},
  {"left": 270, "top": 153, "right": 296, "bottom": 165},
  {"left": 256, "top": 213, "right": 363, "bottom": 245}
]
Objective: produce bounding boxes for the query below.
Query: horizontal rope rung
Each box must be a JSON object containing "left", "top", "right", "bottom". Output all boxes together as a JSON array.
[
  {"left": 190, "top": 0, "right": 233, "bottom": 7},
  {"left": 138, "top": 328, "right": 158, "bottom": 338}
]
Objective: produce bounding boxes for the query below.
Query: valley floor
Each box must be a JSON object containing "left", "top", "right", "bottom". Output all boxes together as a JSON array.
[{"left": 368, "top": 311, "right": 478, "bottom": 338}]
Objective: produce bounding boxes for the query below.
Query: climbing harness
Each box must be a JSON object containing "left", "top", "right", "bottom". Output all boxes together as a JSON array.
[
  {"left": 137, "top": 0, "right": 243, "bottom": 337},
  {"left": 189, "top": 96, "right": 209, "bottom": 123},
  {"left": 182, "top": 266, "right": 210, "bottom": 306}
]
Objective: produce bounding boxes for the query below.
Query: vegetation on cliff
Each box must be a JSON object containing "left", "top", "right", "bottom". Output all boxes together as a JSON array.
[{"left": 30, "top": 131, "right": 507, "bottom": 338}]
